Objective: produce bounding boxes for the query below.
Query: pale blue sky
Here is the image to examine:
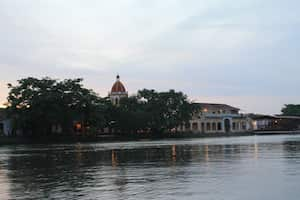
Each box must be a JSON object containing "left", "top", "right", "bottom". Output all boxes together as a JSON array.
[{"left": 0, "top": 0, "right": 299, "bottom": 114}]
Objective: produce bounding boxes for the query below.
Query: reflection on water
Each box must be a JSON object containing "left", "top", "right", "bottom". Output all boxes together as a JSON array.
[{"left": 0, "top": 135, "right": 300, "bottom": 199}]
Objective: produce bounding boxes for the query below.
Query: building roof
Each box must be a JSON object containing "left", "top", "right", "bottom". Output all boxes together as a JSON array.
[
  {"left": 248, "top": 114, "right": 276, "bottom": 120},
  {"left": 275, "top": 115, "right": 300, "bottom": 120},
  {"left": 193, "top": 103, "right": 240, "bottom": 111},
  {"left": 111, "top": 75, "right": 126, "bottom": 93}
]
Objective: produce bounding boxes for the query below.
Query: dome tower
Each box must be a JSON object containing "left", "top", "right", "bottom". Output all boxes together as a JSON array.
[{"left": 109, "top": 75, "right": 128, "bottom": 105}]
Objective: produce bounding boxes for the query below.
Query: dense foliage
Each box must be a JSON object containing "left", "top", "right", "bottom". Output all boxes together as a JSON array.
[
  {"left": 112, "top": 89, "right": 195, "bottom": 134},
  {"left": 281, "top": 104, "right": 300, "bottom": 116},
  {"left": 6, "top": 77, "right": 195, "bottom": 136},
  {"left": 7, "top": 77, "right": 106, "bottom": 136}
]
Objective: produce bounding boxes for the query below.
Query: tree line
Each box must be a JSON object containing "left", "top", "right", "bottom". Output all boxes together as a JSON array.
[
  {"left": 6, "top": 77, "right": 196, "bottom": 136},
  {"left": 281, "top": 104, "right": 300, "bottom": 116}
]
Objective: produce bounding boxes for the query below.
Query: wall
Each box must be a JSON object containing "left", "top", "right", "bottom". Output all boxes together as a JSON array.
[
  {"left": 0, "top": 119, "right": 12, "bottom": 136},
  {"left": 179, "top": 116, "right": 250, "bottom": 134}
]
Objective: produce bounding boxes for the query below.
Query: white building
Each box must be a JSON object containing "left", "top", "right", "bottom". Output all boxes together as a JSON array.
[
  {"left": 179, "top": 103, "right": 252, "bottom": 133},
  {"left": 250, "top": 115, "right": 275, "bottom": 130}
]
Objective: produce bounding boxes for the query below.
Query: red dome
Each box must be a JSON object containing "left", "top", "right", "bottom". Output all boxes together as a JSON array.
[{"left": 111, "top": 75, "right": 126, "bottom": 93}]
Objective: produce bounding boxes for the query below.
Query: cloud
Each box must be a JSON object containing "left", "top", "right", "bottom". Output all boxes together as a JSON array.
[{"left": 0, "top": 0, "right": 299, "bottom": 113}]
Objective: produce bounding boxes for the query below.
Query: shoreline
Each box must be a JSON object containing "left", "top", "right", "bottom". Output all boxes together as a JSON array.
[
  {"left": 1, "top": 131, "right": 300, "bottom": 145},
  {"left": 0, "top": 131, "right": 300, "bottom": 145}
]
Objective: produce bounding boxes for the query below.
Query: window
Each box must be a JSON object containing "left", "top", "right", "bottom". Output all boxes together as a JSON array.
[
  {"left": 232, "top": 122, "right": 236, "bottom": 130},
  {"left": 217, "top": 122, "right": 222, "bottom": 131},
  {"left": 236, "top": 122, "right": 240, "bottom": 130},
  {"left": 212, "top": 122, "right": 216, "bottom": 131},
  {"left": 201, "top": 123, "right": 205, "bottom": 132},
  {"left": 192, "top": 123, "right": 198, "bottom": 131},
  {"left": 206, "top": 123, "right": 211, "bottom": 131},
  {"left": 0, "top": 123, "right": 3, "bottom": 135},
  {"left": 231, "top": 110, "right": 238, "bottom": 114},
  {"left": 242, "top": 122, "right": 247, "bottom": 130}
]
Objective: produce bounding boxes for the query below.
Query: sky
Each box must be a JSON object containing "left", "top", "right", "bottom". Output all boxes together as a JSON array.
[{"left": 0, "top": 0, "right": 299, "bottom": 114}]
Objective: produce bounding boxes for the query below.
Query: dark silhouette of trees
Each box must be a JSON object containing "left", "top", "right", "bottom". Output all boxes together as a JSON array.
[
  {"left": 6, "top": 77, "right": 195, "bottom": 137},
  {"left": 109, "top": 89, "right": 195, "bottom": 134},
  {"left": 281, "top": 104, "right": 300, "bottom": 116},
  {"left": 6, "top": 77, "right": 106, "bottom": 136},
  {"left": 137, "top": 89, "right": 194, "bottom": 134}
]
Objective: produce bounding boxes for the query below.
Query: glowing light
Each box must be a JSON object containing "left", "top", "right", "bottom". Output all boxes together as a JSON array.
[{"left": 75, "top": 123, "right": 82, "bottom": 130}]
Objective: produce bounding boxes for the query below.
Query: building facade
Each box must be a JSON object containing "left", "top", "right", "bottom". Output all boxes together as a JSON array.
[
  {"left": 250, "top": 114, "right": 300, "bottom": 131},
  {"left": 179, "top": 103, "right": 252, "bottom": 133}
]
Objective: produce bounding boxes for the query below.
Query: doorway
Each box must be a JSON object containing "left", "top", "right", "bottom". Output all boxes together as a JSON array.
[
  {"left": 224, "top": 119, "right": 231, "bottom": 133},
  {"left": 0, "top": 123, "right": 4, "bottom": 135}
]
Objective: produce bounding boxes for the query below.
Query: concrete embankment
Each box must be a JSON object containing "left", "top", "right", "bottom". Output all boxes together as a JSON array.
[
  {"left": 0, "top": 131, "right": 299, "bottom": 145},
  {"left": 254, "top": 130, "right": 300, "bottom": 135}
]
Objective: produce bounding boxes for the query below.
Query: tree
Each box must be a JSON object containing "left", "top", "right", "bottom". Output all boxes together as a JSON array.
[
  {"left": 116, "top": 96, "right": 148, "bottom": 133},
  {"left": 137, "top": 89, "right": 195, "bottom": 134},
  {"left": 281, "top": 104, "right": 300, "bottom": 116},
  {"left": 104, "top": 89, "right": 195, "bottom": 135},
  {"left": 6, "top": 77, "right": 197, "bottom": 137},
  {"left": 6, "top": 77, "right": 105, "bottom": 136}
]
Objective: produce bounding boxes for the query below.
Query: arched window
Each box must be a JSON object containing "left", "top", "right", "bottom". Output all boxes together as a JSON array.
[
  {"left": 212, "top": 122, "right": 216, "bottom": 131},
  {"left": 224, "top": 119, "right": 231, "bottom": 133},
  {"left": 0, "top": 123, "right": 4, "bottom": 135},
  {"left": 232, "top": 122, "right": 236, "bottom": 130},
  {"left": 206, "top": 123, "right": 211, "bottom": 131},
  {"left": 217, "top": 122, "right": 222, "bottom": 131},
  {"left": 192, "top": 123, "right": 198, "bottom": 131},
  {"left": 201, "top": 123, "right": 205, "bottom": 132},
  {"left": 242, "top": 122, "right": 247, "bottom": 130}
]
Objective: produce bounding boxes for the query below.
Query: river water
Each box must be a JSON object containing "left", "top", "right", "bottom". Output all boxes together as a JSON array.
[{"left": 0, "top": 135, "right": 300, "bottom": 200}]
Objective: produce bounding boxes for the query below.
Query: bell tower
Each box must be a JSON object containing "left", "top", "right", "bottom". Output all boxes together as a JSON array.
[{"left": 109, "top": 75, "right": 128, "bottom": 105}]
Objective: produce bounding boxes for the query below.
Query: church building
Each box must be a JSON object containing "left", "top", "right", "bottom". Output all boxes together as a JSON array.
[
  {"left": 109, "top": 75, "right": 128, "bottom": 105},
  {"left": 108, "top": 75, "right": 252, "bottom": 133}
]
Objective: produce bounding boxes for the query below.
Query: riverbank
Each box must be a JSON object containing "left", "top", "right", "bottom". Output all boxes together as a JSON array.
[{"left": 1, "top": 131, "right": 300, "bottom": 145}]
